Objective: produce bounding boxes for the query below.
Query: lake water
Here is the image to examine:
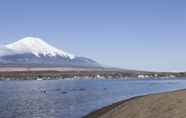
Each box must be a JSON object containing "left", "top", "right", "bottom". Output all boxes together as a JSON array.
[{"left": 0, "top": 79, "right": 186, "bottom": 118}]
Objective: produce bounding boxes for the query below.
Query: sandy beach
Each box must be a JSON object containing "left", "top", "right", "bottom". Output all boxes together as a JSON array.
[{"left": 83, "top": 89, "right": 186, "bottom": 118}]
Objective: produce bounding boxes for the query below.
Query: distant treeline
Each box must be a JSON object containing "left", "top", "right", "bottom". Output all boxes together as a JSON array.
[{"left": 0, "top": 70, "right": 185, "bottom": 80}]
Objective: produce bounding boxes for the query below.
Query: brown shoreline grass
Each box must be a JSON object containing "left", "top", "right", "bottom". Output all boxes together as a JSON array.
[{"left": 83, "top": 89, "right": 186, "bottom": 118}]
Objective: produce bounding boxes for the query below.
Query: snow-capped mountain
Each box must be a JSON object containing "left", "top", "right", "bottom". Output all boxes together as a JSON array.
[
  {"left": 0, "top": 37, "right": 100, "bottom": 67},
  {"left": 5, "top": 37, "right": 75, "bottom": 59}
]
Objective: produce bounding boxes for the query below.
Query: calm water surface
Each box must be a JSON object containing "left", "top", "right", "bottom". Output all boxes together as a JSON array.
[{"left": 0, "top": 79, "right": 186, "bottom": 118}]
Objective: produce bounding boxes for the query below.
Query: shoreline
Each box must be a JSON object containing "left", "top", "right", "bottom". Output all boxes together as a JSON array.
[
  {"left": 0, "top": 67, "right": 140, "bottom": 79},
  {"left": 83, "top": 89, "right": 186, "bottom": 118},
  {"left": 0, "top": 67, "right": 185, "bottom": 80}
]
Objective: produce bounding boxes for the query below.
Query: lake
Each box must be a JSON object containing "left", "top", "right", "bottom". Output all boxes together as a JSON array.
[{"left": 0, "top": 79, "right": 186, "bottom": 118}]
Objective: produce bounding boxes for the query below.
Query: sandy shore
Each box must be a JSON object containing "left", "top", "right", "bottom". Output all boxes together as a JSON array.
[{"left": 83, "top": 89, "right": 186, "bottom": 118}]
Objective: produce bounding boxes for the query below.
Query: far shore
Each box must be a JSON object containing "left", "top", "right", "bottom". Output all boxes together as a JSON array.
[
  {"left": 0, "top": 67, "right": 185, "bottom": 80},
  {"left": 83, "top": 89, "right": 186, "bottom": 118},
  {"left": 0, "top": 67, "right": 137, "bottom": 79}
]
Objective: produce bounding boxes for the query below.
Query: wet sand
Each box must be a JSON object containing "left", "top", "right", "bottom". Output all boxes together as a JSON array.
[{"left": 83, "top": 89, "right": 186, "bottom": 118}]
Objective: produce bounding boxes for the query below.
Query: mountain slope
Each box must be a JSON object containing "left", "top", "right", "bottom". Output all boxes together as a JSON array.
[
  {"left": 5, "top": 37, "right": 75, "bottom": 59},
  {"left": 0, "top": 37, "right": 101, "bottom": 68}
]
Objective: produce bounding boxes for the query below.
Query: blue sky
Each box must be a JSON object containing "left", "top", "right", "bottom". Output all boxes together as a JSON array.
[{"left": 0, "top": 0, "right": 185, "bottom": 71}]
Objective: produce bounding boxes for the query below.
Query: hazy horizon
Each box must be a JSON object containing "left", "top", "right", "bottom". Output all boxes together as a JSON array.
[{"left": 0, "top": 0, "right": 185, "bottom": 71}]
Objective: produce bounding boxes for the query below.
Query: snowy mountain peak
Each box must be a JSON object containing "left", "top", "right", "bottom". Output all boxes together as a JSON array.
[{"left": 5, "top": 37, "right": 75, "bottom": 59}]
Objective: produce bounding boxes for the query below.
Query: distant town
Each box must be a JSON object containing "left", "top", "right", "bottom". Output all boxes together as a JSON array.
[{"left": 0, "top": 67, "right": 185, "bottom": 80}]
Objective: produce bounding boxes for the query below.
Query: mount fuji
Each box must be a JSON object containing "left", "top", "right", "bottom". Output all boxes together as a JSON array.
[{"left": 0, "top": 37, "right": 101, "bottom": 68}]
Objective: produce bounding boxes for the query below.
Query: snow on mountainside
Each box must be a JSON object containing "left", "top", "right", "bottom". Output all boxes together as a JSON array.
[
  {"left": 5, "top": 37, "right": 75, "bottom": 59},
  {"left": 0, "top": 37, "right": 100, "bottom": 68},
  {"left": 0, "top": 46, "right": 15, "bottom": 56}
]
